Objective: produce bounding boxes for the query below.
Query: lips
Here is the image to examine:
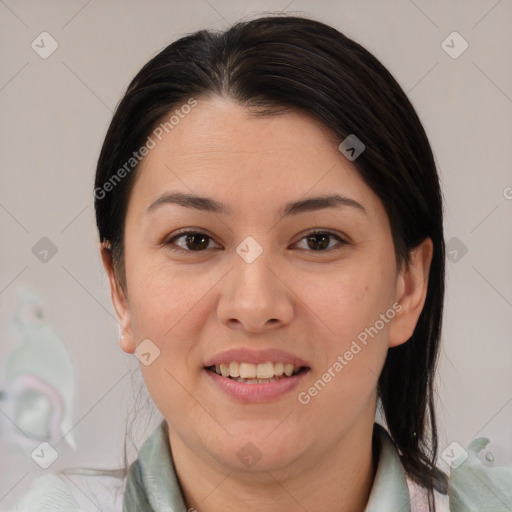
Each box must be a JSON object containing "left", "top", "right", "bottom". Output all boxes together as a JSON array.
[{"left": 204, "top": 363, "right": 309, "bottom": 402}]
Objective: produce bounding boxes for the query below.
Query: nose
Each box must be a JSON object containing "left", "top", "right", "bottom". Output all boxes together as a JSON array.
[{"left": 217, "top": 250, "right": 294, "bottom": 333}]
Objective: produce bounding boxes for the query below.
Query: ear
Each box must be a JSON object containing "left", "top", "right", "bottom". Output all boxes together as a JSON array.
[
  {"left": 99, "top": 242, "right": 135, "bottom": 354},
  {"left": 388, "top": 237, "right": 433, "bottom": 348}
]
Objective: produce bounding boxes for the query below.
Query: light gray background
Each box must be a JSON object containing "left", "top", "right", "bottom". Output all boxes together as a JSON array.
[{"left": 1, "top": 0, "right": 511, "bottom": 507}]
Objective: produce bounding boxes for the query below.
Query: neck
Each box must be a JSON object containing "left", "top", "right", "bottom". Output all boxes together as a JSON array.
[{"left": 169, "top": 417, "right": 378, "bottom": 512}]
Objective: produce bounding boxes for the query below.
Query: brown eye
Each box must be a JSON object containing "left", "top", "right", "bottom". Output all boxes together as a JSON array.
[
  {"left": 295, "top": 231, "right": 347, "bottom": 251},
  {"left": 164, "top": 229, "right": 347, "bottom": 254},
  {"left": 166, "top": 231, "right": 220, "bottom": 252}
]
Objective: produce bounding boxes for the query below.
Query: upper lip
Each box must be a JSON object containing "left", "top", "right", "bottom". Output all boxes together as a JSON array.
[{"left": 204, "top": 348, "right": 310, "bottom": 368}]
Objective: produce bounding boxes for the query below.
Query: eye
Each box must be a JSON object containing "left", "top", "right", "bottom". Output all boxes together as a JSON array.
[
  {"left": 294, "top": 230, "right": 348, "bottom": 251},
  {"left": 164, "top": 229, "right": 348, "bottom": 254},
  {"left": 165, "top": 230, "right": 221, "bottom": 252}
]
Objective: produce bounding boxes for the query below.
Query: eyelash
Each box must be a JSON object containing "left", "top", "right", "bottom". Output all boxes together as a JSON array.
[{"left": 164, "top": 229, "right": 349, "bottom": 254}]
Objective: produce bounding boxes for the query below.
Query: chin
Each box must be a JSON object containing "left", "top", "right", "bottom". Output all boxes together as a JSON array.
[{"left": 204, "top": 423, "right": 307, "bottom": 473}]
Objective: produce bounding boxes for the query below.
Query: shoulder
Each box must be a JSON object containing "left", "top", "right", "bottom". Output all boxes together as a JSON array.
[
  {"left": 405, "top": 436, "right": 512, "bottom": 512},
  {"left": 7, "top": 471, "right": 125, "bottom": 512},
  {"left": 372, "top": 424, "right": 450, "bottom": 512},
  {"left": 446, "top": 437, "right": 512, "bottom": 511}
]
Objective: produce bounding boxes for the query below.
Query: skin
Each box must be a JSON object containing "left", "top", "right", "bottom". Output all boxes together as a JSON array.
[{"left": 101, "top": 96, "right": 433, "bottom": 511}]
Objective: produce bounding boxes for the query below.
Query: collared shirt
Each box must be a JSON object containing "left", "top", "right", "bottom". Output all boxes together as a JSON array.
[
  {"left": 10, "top": 421, "right": 511, "bottom": 511},
  {"left": 122, "top": 421, "right": 448, "bottom": 512}
]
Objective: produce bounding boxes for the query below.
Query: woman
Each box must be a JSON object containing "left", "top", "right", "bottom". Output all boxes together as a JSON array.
[
  {"left": 97, "top": 13, "right": 446, "bottom": 511},
  {"left": 11, "top": 14, "right": 509, "bottom": 512}
]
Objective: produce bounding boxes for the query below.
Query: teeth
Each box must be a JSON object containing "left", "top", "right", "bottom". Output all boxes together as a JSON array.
[
  {"left": 284, "top": 364, "right": 294, "bottom": 377},
  {"left": 233, "top": 377, "right": 281, "bottom": 384},
  {"left": 229, "top": 361, "right": 240, "bottom": 377},
  {"left": 257, "top": 362, "right": 274, "bottom": 379},
  {"left": 211, "top": 361, "right": 303, "bottom": 380},
  {"left": 239, "top": 363, "right": 257, "bottom": 379},
  {"left": 220, "top": 363, "right": 230, "bottom": 377}
]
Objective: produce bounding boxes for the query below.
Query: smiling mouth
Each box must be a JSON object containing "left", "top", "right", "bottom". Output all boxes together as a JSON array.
[{"left": 205, "top": 361, "right": 309, "bottom": 384}]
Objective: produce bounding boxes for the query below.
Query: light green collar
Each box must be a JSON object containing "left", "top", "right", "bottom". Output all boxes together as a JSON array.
[
  {"left": 123, "top": 420, "right": 187, "bottom": 511},
  {"left": 123, "top": 421, "right": 413, "bottom": 512},
  {"left": 364, "top": 423, "right": 411, "bottom": 511}
]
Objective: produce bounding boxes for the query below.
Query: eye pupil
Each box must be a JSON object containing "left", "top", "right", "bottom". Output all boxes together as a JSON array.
[
  {"left": 186, "top": 233, "right": 209, "bottom": 250},
  {"left": 307, "top": 233, "right": 330, "bottom": 250}
]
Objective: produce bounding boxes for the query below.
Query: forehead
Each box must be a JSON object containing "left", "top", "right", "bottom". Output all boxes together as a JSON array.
[{"left": 128, "top": 97, "right": 382, "bottom": 221}]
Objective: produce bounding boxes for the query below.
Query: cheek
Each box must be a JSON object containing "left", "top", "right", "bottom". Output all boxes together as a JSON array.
[
  {"left": 301, "top": 263, "right": 391, "bottom": 342},
  {"left": 127, "top": 259, "right": 212, "bottom": 337},
  {"left": 126, "top": 264, "right": 210, "bottom": 419},
  {"left": 297, "top": 257, "right": 396, "bottom": 398},
  {"left": 126, "top": 261, "right": 222, "bottom": 392}
]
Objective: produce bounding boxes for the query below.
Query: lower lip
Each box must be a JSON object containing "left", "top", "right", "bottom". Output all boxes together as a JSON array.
[{"left": 204, "top": 368, "right": 309, "bottom": 403}]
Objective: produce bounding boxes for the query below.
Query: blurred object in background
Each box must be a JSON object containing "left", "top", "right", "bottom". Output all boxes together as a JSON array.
[{"left": 1, "top": 286, "right": 76, "bottom": 452}]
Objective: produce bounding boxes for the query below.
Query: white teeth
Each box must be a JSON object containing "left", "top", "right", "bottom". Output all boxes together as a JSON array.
[
  {"left": 220, "top": 363, "right": 230, "bottom": 377},
  {"left": 284, "top": 364, "right": 294, "bottom": 377},
  {"left": 239, "top": 362, "right": 257, "bottom": 379},
  {"left": 229, "top": 361, "right": 240, "bottom": 377},
  {"left": 211, "top": 361, "right": 304, "bottom": 380},
  {"left": 256, "top": 362, "right": 274, "bottom": 379}
]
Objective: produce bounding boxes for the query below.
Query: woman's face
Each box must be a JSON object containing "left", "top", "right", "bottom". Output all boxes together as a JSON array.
[{"left": 105, "top": 97, "right": 430, "bottom": 476}]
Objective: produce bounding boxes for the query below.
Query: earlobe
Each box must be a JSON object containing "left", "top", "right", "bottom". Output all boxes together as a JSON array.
[
  {"left": 119, "top": 329, "right": 135, "bottom": 354},
  {"left": 99, "top": 242, "right": 136, "bottom": 354},
  {"left": 388, "top": 237, "right": 433, "bottom": 348}
]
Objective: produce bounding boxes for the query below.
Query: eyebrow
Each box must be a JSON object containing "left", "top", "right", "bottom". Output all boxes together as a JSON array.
[{"left": 147, "top": 191, "right": 366, "bottom": 216}]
